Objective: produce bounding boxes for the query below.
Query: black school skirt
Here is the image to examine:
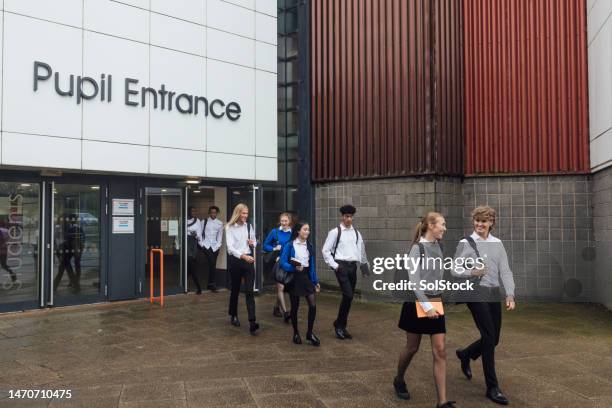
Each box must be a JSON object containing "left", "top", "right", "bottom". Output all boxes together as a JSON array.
[
  {"left": 398, "top": 301, "right": 446, "bottom": 335},
  {"left": 286, "top": 267, "right": 315, "bottom": 297}
]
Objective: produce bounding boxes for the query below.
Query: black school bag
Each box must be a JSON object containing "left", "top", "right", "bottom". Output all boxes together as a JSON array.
[{"left": 262, "top": 228, "right": 280, "bottom": 270}]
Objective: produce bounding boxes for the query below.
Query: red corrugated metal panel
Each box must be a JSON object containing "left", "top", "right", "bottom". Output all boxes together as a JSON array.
[
  {"left": 463, "top": 0, "right": 589, "bottom": 175},
  {"left": 310, "top": 0, "right": 464, "bottom": 181}
]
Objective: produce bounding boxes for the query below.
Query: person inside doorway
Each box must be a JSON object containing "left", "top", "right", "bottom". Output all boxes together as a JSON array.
[
  {"left": 199, "top": 206, "right": 223, "bottom": 292},
  {"left": 187, "top": 206, "right": 203, "bottom": 294},
  {"left": 226, "top": 203, "right": 259, "bottom": 335}
]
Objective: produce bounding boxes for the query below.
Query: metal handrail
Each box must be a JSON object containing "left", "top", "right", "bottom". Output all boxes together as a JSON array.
[{"left": 149, "top": 248, "right": 164, "bottom": 307}]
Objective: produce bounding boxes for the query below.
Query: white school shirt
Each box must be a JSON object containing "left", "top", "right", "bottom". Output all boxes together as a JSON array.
[
  {"left": 322, "top": 223, "right": 368, "bottom": 270},
  {"left": 292, "top": 238, "right": 310, "bottom": 267},
  {"left": 187, "top": 218, "right": 201, "bottom": 239},
  {"left": 225, "top": 222, "right": 257, "bottom": 259},
  {"left": 199, "top": 217, "right": 224, "bottom": 252}
]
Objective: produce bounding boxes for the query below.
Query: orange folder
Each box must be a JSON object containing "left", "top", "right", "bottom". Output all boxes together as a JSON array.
[{"left": 416, "top": 298, "right": 445, "bottom": 318}]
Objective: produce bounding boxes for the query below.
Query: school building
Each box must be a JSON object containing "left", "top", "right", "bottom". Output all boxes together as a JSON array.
[{"left": 0, "top": 0, "right": 611, "bottom": 313}]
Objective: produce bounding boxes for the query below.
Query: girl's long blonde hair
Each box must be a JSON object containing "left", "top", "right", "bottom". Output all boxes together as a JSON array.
[
  {"left": 412, "top": 212, "right": 443, "bottom": 244},
  {"left": 228, "top": 203, "right": 249, "bottom": 227}
]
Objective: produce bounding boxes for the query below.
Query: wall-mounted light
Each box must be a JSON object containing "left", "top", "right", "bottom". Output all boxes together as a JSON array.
[
  {"left": 185, "top": 179, "right": 200, "bottom": 185},
  {"left": 91, "top": 186, "right": 100, "bottom": 190},
  {"left": 20, "top": 183, "right": 31, "bottom": 187}
]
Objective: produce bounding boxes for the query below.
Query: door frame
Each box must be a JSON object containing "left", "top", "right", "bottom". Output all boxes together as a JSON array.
[
  {"left": 0, "top": 174, "right": 46, "bottom": 313},
  {"left": 226, "top": 184, "right": 263, "bottom": 291},
  {"left": 47, "top": 175, "right": 109, "bottom": 308}
]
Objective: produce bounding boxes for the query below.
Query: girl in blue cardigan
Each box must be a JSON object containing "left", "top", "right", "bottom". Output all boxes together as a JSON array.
[
  {"left": 279, "top": 222, "right": 320, "bottom": 346},
  {"left": 263, "top": 212, "right": 293, "bottom": 321}
]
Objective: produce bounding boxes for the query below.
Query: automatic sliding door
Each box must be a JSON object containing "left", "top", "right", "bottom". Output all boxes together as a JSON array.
[
  {"left": 144, "top": 187, "right": 183, "bottom": 295},
  {"left": 0, "top": 183, "right": 40, "bottom": 310}
]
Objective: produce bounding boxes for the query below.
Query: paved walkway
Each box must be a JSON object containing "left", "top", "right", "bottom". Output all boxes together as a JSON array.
[{"left": 0, "top": 291, "right": 611, "bottom": 408}]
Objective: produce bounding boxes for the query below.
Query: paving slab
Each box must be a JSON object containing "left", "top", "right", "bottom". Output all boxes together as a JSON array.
[{"left": 0, "top": 291, "right": 609, "bottom": 407}]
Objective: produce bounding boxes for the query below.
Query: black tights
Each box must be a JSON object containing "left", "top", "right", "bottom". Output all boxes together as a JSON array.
[{"left": 290, "top": 293, "right": 316, "bottom": 335}]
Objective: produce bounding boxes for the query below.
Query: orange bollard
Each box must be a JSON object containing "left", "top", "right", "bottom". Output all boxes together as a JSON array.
[{"left": 149, "top": 248, "right": 164, "bottom": 307}]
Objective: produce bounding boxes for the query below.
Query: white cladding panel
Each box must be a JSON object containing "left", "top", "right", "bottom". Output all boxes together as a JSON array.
[
  {"left": 588, "top": 0, "right": 612, "bottom": 171},
  {"left": 0, "top": 2, "right": 277, "bottom": 182}
]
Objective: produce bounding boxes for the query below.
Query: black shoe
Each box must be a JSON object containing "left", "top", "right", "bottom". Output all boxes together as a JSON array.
[
  {"left": 207, "top": 285, "right": 218, "bottom": 293},
  {"left": 283, "top": 311, "right": 291, "bottom": 324},
  {"left": 273, "top": 305, "right": 282, "bottom": 317},
  {"left": 342, "top": 329, "right": 353, "bottom": 340},
  {"left": 486, "top": 387, "right": 509, "bottom": 405},
  {"left": 437, "top": 401, "right": 457, "bottom": 408},
  {"left": 456, "top": 348, "right": 472, "bottom": 380},
  {"left": 196, "top": 289, "right": 202, "bottom": 295},
  {"left": 393, "top": 376, "right": 411, "bottom": 400},
  {"left": 230, "top": 316, "right": 240, "bottom": 327},
  {"left": 334, "top": 327, "right": 347, "bottom": 340},
  {"left": 10, "top": 274, "right": 17, "bottom": 282},
  {"left": 306, "top": 332, "right": 320, "bottom": 347},
  {"left": 249, "top": 322, "right": 260, "bottom": 335},
  {"left": 293, "top": 333, "right": 302, "bottom": 344}
]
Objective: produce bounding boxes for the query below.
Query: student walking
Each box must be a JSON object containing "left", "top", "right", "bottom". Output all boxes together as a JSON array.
[
  {"left": 226, "top": 203, "right": 259, "bottom": 335},
  {"left": 263, "top": 212, "right": 293, "bottom": 321},
  {"left": 199, "top": 206, "right": 223, "bottom": 292},
  {"left": 279, "top": 222, "right": 320, "bottom": 346},
  {"left": 322, "top": 204, "right": 370, "bottom": 340},
  {"left": 452, "top": 205, "right": 516, "bottom": 406},
  {"left": 393, "top": 212, "right": 456, "bottom": 408}
]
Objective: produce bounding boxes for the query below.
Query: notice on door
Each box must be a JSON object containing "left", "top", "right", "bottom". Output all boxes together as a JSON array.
[
  {"left": 168, "top": 220, "right": 179, "bottom": 236},
  {"left": 113, "top": 216, "right": 134, "bottom": 234},
  {"left": 112, "top": 199, "right": 134, "bottom": 216}
]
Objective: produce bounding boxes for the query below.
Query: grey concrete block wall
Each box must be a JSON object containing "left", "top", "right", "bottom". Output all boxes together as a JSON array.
[
  {"left": 593, "top": 167, "right": 612, "bottom": 309},
  {"left": 464, "top": 175, "right": 594, "bottom": 301},
  {"left": 314, "top": 177, "right": 443, "bottom": 296},
  {"left": 314, "top": 174, "right": 597, "bottom": 303}
]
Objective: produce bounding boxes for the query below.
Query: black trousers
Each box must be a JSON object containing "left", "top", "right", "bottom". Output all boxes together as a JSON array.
[
  {"left": 187, "top": 255, "right": 202, "bottom": 292},
  {"left": 465, "top": 301, "right": 502, "bottom": 389},
  {"left": 202, "top": 247, "right": 219, "bottom": 288},
  {"left": 228, "top": 257, "right": 256, "bottom": 322},
  {"left": 334, "top": 261, "right": 357, "bottom": 329},
  {"left": 54, "top": 250, "right": 82, "bottom": 290}
]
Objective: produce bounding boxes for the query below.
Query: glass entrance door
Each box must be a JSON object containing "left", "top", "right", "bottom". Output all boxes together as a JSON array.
[
  {"left": 0, "top": 182, "right": 41, "bottom": 311},
  {"left": 144, "top": 187, "right": 183, "bottom": 295},
  {"left": 51, "top": 183, "right": 103, "bottom": 305}
]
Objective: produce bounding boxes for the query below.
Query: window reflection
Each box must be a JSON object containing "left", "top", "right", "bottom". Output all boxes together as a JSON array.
[
  {"left": 53, "top": 184, "right": 101, "bottom": 300},
  {"left": 0, "top": 183, "right": 40, "bottom": 305}
]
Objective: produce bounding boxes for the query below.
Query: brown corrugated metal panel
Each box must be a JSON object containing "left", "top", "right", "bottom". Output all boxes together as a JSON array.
[
  {"left": 310, "top": 0, "right": 464, "bottom": 181},
  {"left": 463, "top": 0, "right": 589, "bottom": 175},
  {"left": 433, "top": 0, "right": 464, "bottom": 175}
]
